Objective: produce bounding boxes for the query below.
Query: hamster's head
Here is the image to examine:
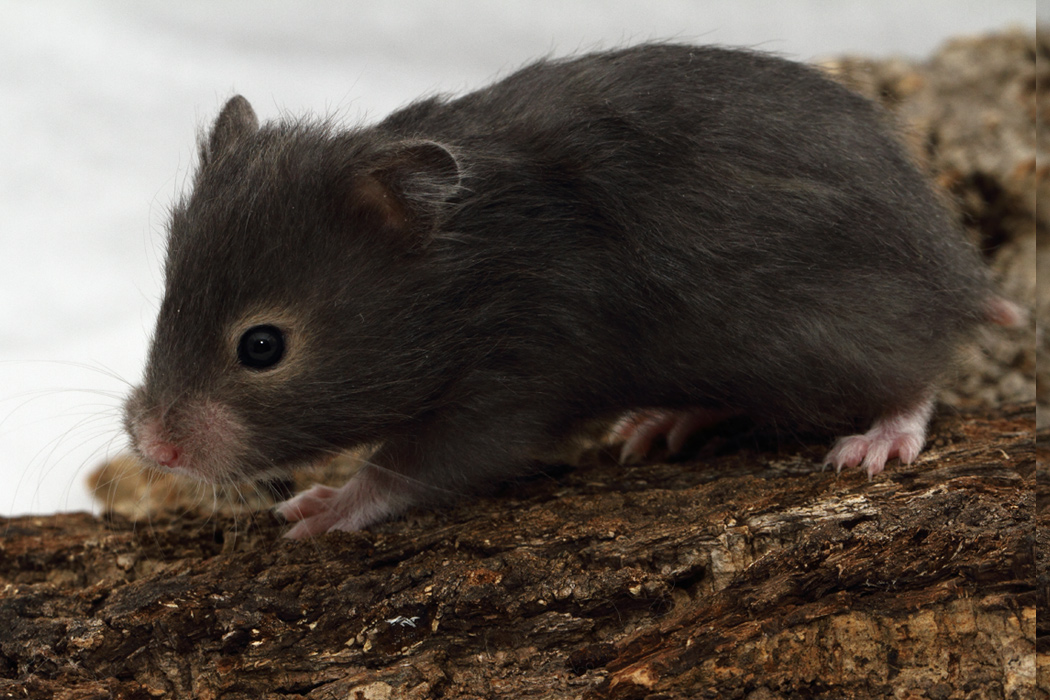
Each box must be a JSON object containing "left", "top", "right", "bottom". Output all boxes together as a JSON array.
[{"left": 124, "top": 95, "right": 462, "bottom": 482}]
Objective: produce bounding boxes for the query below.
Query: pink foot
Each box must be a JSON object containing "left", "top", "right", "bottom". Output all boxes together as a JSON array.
[
  {"left": 984, "top": 297, "right": 1025, "bottom": 328},
  {"left": 614, "top": 407, "right": 734, "bottom": 463},
  {"left": 823, "top": 397, "right": 935, "bottom": 478},
  {"left": 275, "top": 470, "right": 403, "bottom": 539}
]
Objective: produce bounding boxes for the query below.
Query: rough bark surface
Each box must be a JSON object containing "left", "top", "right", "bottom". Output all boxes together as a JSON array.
[
  {"left": 1, "top": 29, "right": 1041, "bottom": 700},
  {"left": 0, "top": 404, "right": 1037, "bottom": 700},
  {"left": 1037, "top": 431, "right": 1049, "bottom": 695}
]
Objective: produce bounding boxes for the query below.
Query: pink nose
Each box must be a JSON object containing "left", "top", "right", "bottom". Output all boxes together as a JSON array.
[
  {"left": 146, "top": 441, "right": 181, "bottom": 468},
  {"left": 133, "top": 416, "right": 183, "bottom": 468}
]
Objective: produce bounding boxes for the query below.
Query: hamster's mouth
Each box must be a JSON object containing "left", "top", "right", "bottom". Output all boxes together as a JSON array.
[{"left": 138, "top": 457, "right": 211, "bottom": 482}]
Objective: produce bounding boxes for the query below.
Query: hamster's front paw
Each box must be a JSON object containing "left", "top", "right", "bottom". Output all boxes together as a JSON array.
[{"left": 276, "top": 471, "right": 400, "bottom": 539}]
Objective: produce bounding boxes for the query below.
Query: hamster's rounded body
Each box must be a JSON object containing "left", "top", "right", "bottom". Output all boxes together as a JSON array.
[{"left": 125, "top": 44, "right": 991, "bottom": 538}]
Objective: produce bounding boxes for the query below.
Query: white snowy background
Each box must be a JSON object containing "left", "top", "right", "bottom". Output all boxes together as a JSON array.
[{"left": 0, "top": 0, "right": 1036, "bottom": 516}]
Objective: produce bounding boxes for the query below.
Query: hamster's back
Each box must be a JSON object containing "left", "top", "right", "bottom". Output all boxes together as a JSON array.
[{"left": 376, "top": 43, "right": 989, "bottom": 430}]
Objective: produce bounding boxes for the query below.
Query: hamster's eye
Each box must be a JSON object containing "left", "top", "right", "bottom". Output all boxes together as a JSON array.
[{"left": 237, "top": 325, "right": 285, "bottom": 370}]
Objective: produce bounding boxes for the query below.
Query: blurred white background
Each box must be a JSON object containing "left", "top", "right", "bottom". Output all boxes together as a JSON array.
[{"left": 0, "top": 0, "right": 1036, "bottom": 516}]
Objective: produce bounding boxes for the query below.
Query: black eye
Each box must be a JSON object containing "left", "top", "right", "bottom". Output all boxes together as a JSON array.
[{"left": 237, "top": 325, "right": 285, "bottom": 370}]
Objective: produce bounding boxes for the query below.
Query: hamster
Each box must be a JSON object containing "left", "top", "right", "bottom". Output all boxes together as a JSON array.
[{"left": 124, "top": 43, "right": 1000, "bottom": 539}]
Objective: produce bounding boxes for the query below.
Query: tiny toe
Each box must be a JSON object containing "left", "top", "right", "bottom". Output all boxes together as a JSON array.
[
  {"left": 618, "top": 413, "right": 675, "bottom": 463},
  {"left": 275, "top": 484, "right": 338, "bottom": 521},
  {"left": 619, "top": 441, "right": 644, "bottom": 465},
  {"left": 894, "top": 436, "right": 922, "bottom": 465},
  {"left": 860, "top": 441, "right": 891, "bottom": 479},
  {"left": 666, "top": 414, "right": 701, "bottom": 454},
  {"left": 283, "top": 515, "right": 337, "bottom": 540},
  {"left": 274, "top": 500, "right": 306, "bottom": 522},
  {"left": 824, "top": 436, "right": 869, "bottom": 472},
  {"left": 619, "top": 427, "right": 653, "bottom": 464},
  {"left": 274, "top": 500, "right": 302, "bottom": 522},
  {"left": 283, "top": 521, "right": 311, "bottom": 539}
]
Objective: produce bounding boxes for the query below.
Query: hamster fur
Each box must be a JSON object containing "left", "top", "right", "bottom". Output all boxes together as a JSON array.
[{"left": 124, "top": 44, "right": 996, "bottom": 538}]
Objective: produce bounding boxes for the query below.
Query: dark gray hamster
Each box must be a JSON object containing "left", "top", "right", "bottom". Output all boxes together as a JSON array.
[{"left": 124, "top": 44, "right": 1004, "bottom": 538}]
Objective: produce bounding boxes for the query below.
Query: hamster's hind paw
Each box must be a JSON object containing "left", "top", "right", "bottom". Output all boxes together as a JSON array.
[
  {"left": 614, "top": 407, "right": 734, "bottom": 464},
  {"left": 984, "top": 297, "right": 1026, "bottom": 328},
  {"left": 275, "top": 473, "right": 400, "bottom": 539},
  {"left": 823, "top": 396, "right": 935, "bottom": 478}
]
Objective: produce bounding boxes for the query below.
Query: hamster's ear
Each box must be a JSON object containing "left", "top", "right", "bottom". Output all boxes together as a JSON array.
[
  {"left": 346, "top": 140, "right": 461, "bottom": 245},
  {"left": 200, "top": 95, "right": 259, "bottom": 164},
  {"left": 373, "top": 140, "right": 462, "bottom": 207}
]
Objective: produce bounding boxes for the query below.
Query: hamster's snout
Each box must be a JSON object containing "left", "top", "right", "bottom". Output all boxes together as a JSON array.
[
  {"left": 123, "top": 388, "right": 251, "bottom": 481},
  {"left": 129, "top": 414, "right": 183, "bottom": 469}
]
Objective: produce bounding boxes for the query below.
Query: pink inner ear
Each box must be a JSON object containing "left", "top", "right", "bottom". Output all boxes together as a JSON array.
[{"left": 352, "top": 175, "right": 409, "bottom": 231}]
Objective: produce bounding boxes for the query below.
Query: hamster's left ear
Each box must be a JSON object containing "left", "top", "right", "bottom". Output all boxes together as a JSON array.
[
  {"left": 200, "top": 95, "right": 259, "bottom": 164},
  {"left": 345, "top": 140, "right": 462, "bottom": 244}
]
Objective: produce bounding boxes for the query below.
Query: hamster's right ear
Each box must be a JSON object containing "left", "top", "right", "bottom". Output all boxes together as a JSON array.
[
  {"left": 344, "top": 140, "right": 462, "bottom": 247},
  {"left": 200, "top": 95, "right": 259, "bottom": 164}
]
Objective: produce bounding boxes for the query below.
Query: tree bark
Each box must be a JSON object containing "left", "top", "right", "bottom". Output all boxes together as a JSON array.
[{"left": 0, "top": 404, "right": 1037, "bottom": 699}]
